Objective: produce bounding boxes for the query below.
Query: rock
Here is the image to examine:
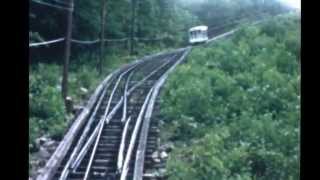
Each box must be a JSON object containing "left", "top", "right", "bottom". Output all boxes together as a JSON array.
[
  {"left": 151, "top": 151, "right": 158, "bottom": 158},
  {"left": 158, "top": 168, "right": 167, "bottom": 176},
  {"left": 43, "top": 140, "right": 58, "bottom": 153},
  {"left": 35, "top": 136, "right": 49, "bottom": 146},
  {"left": 43, "top": 140, "right": 55, "bottom": 147},
  {"left": 38, "top": 147, "right": 50, "bottom": 159},
  {"left": 73, "top": 105, "right": 84, "bottom": 114},
  {"left": 160, "top": 151, "right": 168, "bottom": 159},
  {"left": 145, "top": 168, "right": 167, "bottom": 178},
  {"left": 154, "top": 158, "right": 161, "bottom": 163},
  {"left": 151, "top": 151, "right": 161, "bottom": 163},
  {"left": 66, "top": 96, "right": 74, "bottom": 113},
  {"left": 80, "top": 87, "right": 88, "bottom": 94},
  {"left": 38, "top": 160, "right": 46, "bottom": 167},
  {"left": 37, "top": 168, "right": 44, "bottom": 176},
  {"left": 159, "top": 142, "right": 174, "bottom": 152}
]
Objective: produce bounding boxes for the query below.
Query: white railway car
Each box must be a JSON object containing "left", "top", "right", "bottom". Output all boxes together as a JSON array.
[{"left": 189, "top": 25, "right": 208, "bottom": 44}]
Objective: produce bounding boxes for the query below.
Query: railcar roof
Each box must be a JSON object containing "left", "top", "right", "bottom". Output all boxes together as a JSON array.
[{"left": 189, "top": 26, "right": 208, "bottom": 32}]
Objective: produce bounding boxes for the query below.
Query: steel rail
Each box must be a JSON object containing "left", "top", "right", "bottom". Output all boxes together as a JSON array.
[
  {"left": 49, "top": 48, "right": 184, "bottom": 180},
  {"left": 36, "top": 66, "right": 119, "bottom": 180},
  {"left": 104, "top": 64, "right": 139, "bottom": 119},
  {"left": 121, "top": 72, "right": 134, "bottom": 123},
  {"left": 82, "top": 97, "right": 124, "bottom": 180},
  {"left": 68, "top": 64, "right": 141, "bottom": 172},
  {"left": 58, "top": 82, "right": 110, "bottom": 180},
  {"left": 69, "top": 97, "right": 123, "bottom": 172},
  {"left": 82, "top": 64, "right": 138, "bottom": 180},
  {"left": 69, "top": 52, "right": 178, "bottom": 175},
  {"left": 117, "top": 68, "right": 143, "bottom": 173},
  {"left": 117, "top": 55, "right": 172, "bottom": 173},
  {"left": 127, "top": 54, "right": 177, "bottom": 94},
  {"left": 133, "top": 47, "right": 191, "bottom": 180},
  {"left": 120, "top": 87, "right": 154, "bottom": 180},
  {"left": 117, "top": 116, "right": 132, "bottom": 173},
  {"left": 119, "top": 56, "right": 164, "bottom": 125},
  {"left": 69, "top": 55, "right": 164, "bottom": 172},
  {"left": 72, "top": 96, "right": 124, "bottom": 173},
  {"left": 120, "top": 49, "right": 187, "bottom": 180},
  {"left": 58, "top": 67, "right": 125, "bottom": 180},
  {"left": 68, "top": 98, "right": 122, "bottom": 171}
]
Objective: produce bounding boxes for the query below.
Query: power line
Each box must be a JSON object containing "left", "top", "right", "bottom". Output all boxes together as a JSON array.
[
  {"left": 30, "top": 37, "right": 166, "bottom": 47},
  {"left": 52, "top": 0, "right": 70, "bottom": 6},
  {"left": 71, "top": 38, "right": 129, "bottom": 44},
  {"left": 29, "top": 37, "right": 65, "bottom": 47},
  {"left": 71, "top": 39, "right": 100, "bottom": 44},
  {"left": 135, "top": 36, "right": 168, "bottom": 41},
  {"left": 31, "top": 0, "right": 73, "bottom": 12}
]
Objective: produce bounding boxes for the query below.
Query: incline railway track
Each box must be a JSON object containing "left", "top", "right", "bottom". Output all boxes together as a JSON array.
[
  {"left": 31, "top": 9, "right": 288, "bottom": 180},
  {"left": 37, "top": 47, "right": 191, "bottom": 180},
  {"left": 36, "top": 16, "right": 276, "bottom": 180}
]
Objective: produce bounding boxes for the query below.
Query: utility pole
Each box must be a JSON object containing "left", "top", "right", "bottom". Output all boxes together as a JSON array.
[
  {"left": 130, "top": 0, "right": 136, "bottom": 55},
  {"left": 99, "top": 0, "right": 107, "bottom": 74},
  {"left": 62, "top": 0, "right": 74, "bottom": 112}
]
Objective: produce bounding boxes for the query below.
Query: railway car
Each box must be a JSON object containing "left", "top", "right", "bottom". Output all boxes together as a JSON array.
[{"left": 189, "top": 25, "right": 208, "bottom": 44}]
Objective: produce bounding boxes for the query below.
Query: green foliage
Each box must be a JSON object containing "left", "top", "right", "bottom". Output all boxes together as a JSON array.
[
  {"left": 30, "top": 0, "right": 200, "bottom": 61},
  {"left": 29, "top": 57, "right": 104, "bottom": 150},
  {"left": 29, "top": 49, "right": 164, "bottom": 152},
  {"left": 29, "top": 62, "right": 98, "bottom": 143},
  {"left": 30, "top": 0, "right": 290, "bottom": 62},
  {"left": 161, "top": 15, "right": 300, "bottom": 179},
  {"left": 29, "top": 64, "right": 66, "bottom": 150},
  {"left": 178, "top": 0, "right": 289, "bottom": 29}
]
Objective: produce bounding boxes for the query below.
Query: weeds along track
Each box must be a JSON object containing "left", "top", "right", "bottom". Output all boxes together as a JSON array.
[{"left": 37, "top": 47, "right": 191, "bottom": 180}]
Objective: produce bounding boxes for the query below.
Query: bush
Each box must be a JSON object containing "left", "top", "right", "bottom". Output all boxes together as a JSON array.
[
  {"left": 29, "top": 45, "right": 170, "bottom": 151},
  {"left": 29, "top": 64, "right": 66, "bottom": 149},
  {"left": 161, "top": 14, "right": 300, "bottom": 179},
  {"left": 29, "top": 61, "right": 101, "bottom": 149}
]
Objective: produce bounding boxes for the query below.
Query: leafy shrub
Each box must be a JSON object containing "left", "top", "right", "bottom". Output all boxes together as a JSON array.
[
  {"left": 29, "top": 61, "right": 102, "bottom": 149},
  {"left": 29, "top": 64, "right": 66, "bottom": 149},
  {"left": 29, "top": 46, "right": 169, "bottom": 151},
  {"left": 161, "top": 14, "right": 300, "bottom": 179}
]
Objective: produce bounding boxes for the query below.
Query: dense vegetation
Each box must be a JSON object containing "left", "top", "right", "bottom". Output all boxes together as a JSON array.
[
  {"left": 29, "top": 0, "right": 295, "bottom": 176},
  {"left": 30, "top": 0, "right": 289, "bottom": 61},
  {"left": 29, "top": 47, "right": 172, "bottom": 151},
  {"left": 160, "top": 13, "right": 300, "bottom": 179}
]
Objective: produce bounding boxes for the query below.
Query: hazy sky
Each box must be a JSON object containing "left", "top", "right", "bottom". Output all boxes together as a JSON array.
[
  {"left": 180, "top": 0, "right": 301, "bottom": 9},
  {"left": 280, "top": 0, "right": 301, "bottom": 9}
]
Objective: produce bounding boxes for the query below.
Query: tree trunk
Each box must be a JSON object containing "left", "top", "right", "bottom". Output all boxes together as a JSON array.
[
  {"left": 99, "top": 0, "right": 107, "bottom": 74},
  {"left": 62, "top": 0, "right": 74, "bottom": 112},
  {"left": 130, "top": 0, "right": 137, "bottom": 55}
]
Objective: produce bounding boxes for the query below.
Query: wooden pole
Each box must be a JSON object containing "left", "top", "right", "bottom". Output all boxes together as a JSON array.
[
  {"left": 99, "top": 0, "right": 107, "bottom": 74},
  {"left": 62, "top": 0, "right": 74, "bottom": 112}
]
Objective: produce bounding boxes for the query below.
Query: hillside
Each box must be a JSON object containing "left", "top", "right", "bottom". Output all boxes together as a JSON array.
[
  {"left": 160, "top": 13, "right": 300, "bottom": 180},
  {"left": 29, "top": 0, "right": 297, "bottom": 178}
]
